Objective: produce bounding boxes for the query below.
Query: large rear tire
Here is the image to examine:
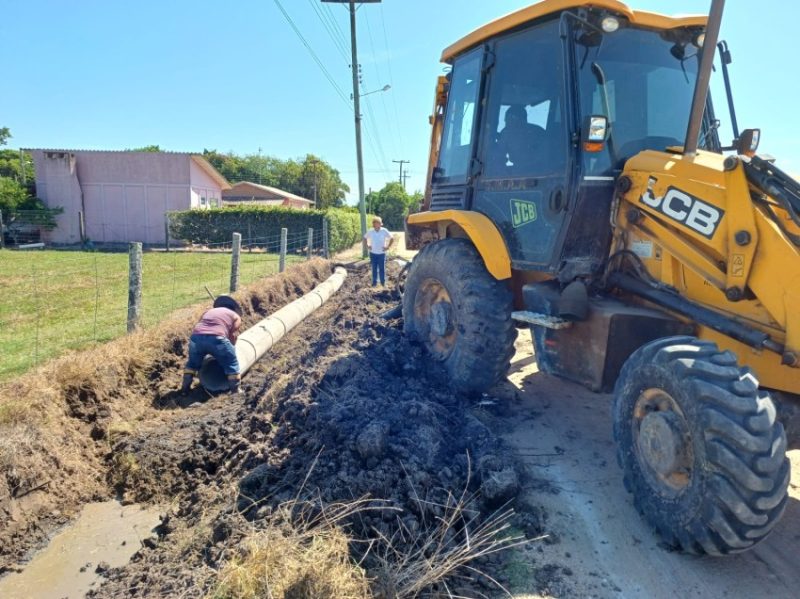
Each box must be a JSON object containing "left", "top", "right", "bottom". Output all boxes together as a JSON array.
[
  {"left": 613, "top": 336, "right": 789, "bottom": 555},
  {"left": 403, "top": 239, "right": 516, "bottom": 395}
]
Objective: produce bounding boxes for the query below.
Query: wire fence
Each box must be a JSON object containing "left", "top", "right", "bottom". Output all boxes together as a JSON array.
[{"left": 0, "top": 226, "right": 329, "bottom": 381}]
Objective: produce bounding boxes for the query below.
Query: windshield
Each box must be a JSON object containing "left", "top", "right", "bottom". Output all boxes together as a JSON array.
[{"left": 577, "top": 26, "right": 712, "bottom": 176}]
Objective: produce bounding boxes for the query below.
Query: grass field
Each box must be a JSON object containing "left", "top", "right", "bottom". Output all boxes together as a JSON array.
[{"left": 0, "top": 248, "right": 302, "bottom": 380}]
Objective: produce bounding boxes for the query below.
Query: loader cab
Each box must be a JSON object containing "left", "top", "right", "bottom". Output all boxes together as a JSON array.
[{"left": 430, "top": 8, "right": 718, "bottom": 282}]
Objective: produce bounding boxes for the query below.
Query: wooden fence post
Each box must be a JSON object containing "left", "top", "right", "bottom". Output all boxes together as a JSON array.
[
  {"left": 127, "top": 242, "right": 143, "bottom": 333},
  {"left": 279, "top": 227, "right": 287, "bottom": 273},
  {"left": 78, "top": 210, "right": 86, "bottom": 245},
  {"left": 230, "top": 232, "right": 242, "bottom": 293},
  {"left": 307, "top": 227, "right": 314, "bottom": 260},
  {"left": 322, "top": 217, "right": 329, "bottom": 259}
]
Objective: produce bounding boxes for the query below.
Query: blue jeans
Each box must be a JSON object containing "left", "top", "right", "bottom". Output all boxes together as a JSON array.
[
  {"left": 184, "top": 334, "right": 240, "bottom": 376},
  {"left": 370, "top": 252, "right": 386, "bottom": 285}
]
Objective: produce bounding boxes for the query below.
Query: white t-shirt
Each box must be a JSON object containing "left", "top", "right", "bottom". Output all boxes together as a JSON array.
[{"left": 364, "top": 227, "right": 392, "bottom": 254}]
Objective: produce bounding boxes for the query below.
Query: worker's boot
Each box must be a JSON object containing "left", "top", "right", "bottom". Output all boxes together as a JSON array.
[
  {"left": 180, "top": 373, "right": 194, "bottom": 395},
  {"left": 228, "top": 376, "right": 242, "bottom": 394}
]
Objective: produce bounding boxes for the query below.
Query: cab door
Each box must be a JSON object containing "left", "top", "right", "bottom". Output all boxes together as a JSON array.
[{"left": 472, "top": 19, "right": 570, "bottom": 271}]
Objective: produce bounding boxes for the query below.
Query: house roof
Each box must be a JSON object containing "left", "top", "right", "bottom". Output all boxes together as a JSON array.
[
  {"left": 190, "top": 156, "right": 231, "bottom": 190},
  {"left": 23, "top": 148, "right": 231, "bottom": 190},
  {"left": 223, "top": 181, "right": 314, "bottom": 205}
]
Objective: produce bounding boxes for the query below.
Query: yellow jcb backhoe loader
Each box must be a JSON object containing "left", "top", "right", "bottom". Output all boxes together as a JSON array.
[{"left": 403, "top": 0, "right": 798, "bottom": 555}]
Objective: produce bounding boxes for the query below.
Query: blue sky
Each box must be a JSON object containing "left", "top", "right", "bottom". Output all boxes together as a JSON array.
[{"left": 1, "top": 1, "right": 797, "bottom": 202}]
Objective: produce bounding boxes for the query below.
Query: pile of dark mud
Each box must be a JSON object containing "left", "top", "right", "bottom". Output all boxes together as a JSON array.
[{"left": 89, "top": 262, "right": 543, "bottom": 598}]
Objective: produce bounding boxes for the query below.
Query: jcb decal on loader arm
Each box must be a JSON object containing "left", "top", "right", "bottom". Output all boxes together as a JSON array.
[{"left": 640, "top": 177, "right": 724, "bottom": 238}]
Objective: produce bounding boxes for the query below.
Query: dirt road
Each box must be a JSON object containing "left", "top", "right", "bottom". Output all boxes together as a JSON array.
[{"left": 498, "top": 329, "right": 800, "bottom": 598}]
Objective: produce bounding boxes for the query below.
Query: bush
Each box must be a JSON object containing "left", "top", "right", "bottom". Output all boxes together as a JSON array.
[{"left": 168, "top": 206, "right": 370, "bottom": 254}]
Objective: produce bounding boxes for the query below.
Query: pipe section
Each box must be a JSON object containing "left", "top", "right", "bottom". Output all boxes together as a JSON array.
[{"left": 200, "top": 267, "right": 348, "bottom": 392}]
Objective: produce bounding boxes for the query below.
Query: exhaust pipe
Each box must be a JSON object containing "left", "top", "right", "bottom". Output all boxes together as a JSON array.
[
  {"left": 683, "top": 0, "right": 725, "bottom": 156},
  {"left": 200, "top": 267, "right": 348, "bottom": 392}
]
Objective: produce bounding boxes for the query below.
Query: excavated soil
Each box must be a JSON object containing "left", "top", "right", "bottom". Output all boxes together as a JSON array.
[
  {"left": 82, "top": 261, "right": 543, "bottom": 598},
  {"left": 0, "top": 261, "right": 333, "bottom": 574}
]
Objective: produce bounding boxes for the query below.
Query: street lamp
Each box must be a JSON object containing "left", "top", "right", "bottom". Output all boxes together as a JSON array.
[{"left": 351, "top": 84, "right": 391, "bottom": 100}]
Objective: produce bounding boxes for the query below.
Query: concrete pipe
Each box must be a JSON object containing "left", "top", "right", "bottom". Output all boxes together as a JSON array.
[{"left": 200, "top": 267, "right": 348, "bottom": 392}]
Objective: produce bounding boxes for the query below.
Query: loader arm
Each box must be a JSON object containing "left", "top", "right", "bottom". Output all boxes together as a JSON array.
[{"left": 615, "top": 149, "right": 800, "bottom": 393}]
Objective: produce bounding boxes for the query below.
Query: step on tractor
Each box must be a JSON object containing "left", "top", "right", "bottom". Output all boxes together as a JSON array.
[{"left": 403, "top": 0, "right": 800, "bottom": 555}]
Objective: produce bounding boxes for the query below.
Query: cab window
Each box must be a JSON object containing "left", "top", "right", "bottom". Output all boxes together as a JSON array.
[{"left": 437, "top": 48, "right": 482, "bottom": 182}]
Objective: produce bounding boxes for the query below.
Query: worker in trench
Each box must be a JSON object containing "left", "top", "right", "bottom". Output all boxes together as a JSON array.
[{"left": 181, "top": 295, "right": 243, "bottom": 394}]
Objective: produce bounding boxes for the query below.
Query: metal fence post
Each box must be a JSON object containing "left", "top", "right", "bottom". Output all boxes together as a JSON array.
[
  {"left": 307, "top": 227, "right": 314, "bottom": 260},
  {"left": 0, "top": 211, "right": 5, "bottom": 249},
  {"left": 164, "top": 214, "right": 171, "bottom": 252},
  {"left": 322, "top": 217, "right": 329, "bottom": 259},
  {"left": 127, "top": 242, "right": 143, "bottom": 333},
  {"left": 230, "top": 232, "right": 242, "bottom": 292},
  {"left": 279, "top": 227, "right": 287, "bottom": 273}
]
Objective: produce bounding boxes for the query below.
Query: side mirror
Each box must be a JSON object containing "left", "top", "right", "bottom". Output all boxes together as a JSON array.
[
  {"left": 583, "top": 115, "right": 608, "bottom": 152},
  {"left": 736, "top": 128, "right": 761, "bottom": 157}
]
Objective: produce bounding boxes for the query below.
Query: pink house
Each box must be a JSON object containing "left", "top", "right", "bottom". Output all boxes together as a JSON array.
[
  {"left": 28, "top": 149, "right": 231, "bottom": 245},
  {"left": 222, "top": 182, "right": 314, "bottom": 210}
]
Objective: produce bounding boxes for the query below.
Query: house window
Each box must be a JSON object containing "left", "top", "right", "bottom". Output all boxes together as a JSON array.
[{"left": 200, "top": 196, "right": 207, "bottom": 208}]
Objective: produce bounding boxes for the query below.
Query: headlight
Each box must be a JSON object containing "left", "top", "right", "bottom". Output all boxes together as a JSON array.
[
  {"left": 601, "top": 16, "right": 620, "bottom": 33},
  {"left": 693, "top": 32, "right": 706, "bottom": 48}
]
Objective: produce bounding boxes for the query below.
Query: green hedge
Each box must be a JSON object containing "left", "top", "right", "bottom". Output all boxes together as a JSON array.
[{"left": 167, "top": 206, "right": 369, "bottom": 253}]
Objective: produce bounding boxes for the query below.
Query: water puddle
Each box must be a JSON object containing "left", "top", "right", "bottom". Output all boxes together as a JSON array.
[{"left": 0, "top": 500, "right": 161, "bottom": 599}]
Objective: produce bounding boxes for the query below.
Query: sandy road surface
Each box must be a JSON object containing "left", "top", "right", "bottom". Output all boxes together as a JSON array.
[{"left": 500, "top": 329, "right": 800, "bottom": 599}]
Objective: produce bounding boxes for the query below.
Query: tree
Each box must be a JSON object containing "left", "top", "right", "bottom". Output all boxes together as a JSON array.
[
  {"left": 0, "top": 127, "right": 10, "bottom": 146},
  {"left": 0, "top": 177, "right": 29, "bottom": 213},
  {"left": 127, "top": 145, "right": 162, "bottom": 152},
  {"left": 366, "top": 182, "right": 416, "bottom": 230},
  {"left": 202, "top": 150, "right": 349, "bottom": 209}
]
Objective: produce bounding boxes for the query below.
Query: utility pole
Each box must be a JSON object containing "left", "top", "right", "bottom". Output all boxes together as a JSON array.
[
  {"left": 402, "top": 169, "right": 410, "bottom": 191},
  {"left": 323, "top": 0, "right": 381, "bottom": 258},
  {"left": 307, "top": 156, "right": 319, "bottom": 208},
  {"left": 392, "top": 159, "right": 409, "bottom": 185}
]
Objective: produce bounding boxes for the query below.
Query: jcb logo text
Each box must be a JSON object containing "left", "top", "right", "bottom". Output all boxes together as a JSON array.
[{"left": 640, "top": 178, "right": 723, "bottom": 239}]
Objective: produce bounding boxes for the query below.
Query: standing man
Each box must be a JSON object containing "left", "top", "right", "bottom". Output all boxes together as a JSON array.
[
  {"left": 363, "top": 216, "right": 394, "bottom": 287},
  {"left": 181, "top": 295, "right": 243, "bottom": 394}
]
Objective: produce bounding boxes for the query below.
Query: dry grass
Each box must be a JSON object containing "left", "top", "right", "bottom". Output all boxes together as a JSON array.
[
  {"left": 365, "top": 463, "right": 528, "bottom": 598},
  {"left": 212, "top": 457, "right": 528, "bottom": 599},
  {"left": 210, "top": 500, "right": 373, "bottom": 599}
]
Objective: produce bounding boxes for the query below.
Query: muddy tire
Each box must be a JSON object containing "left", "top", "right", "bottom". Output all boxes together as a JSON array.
[
  {"left": 403, "top": 239, "right": 516, "bottom": 395},
  {"left": 613, "top": 336, "right": 789, "bottom": 555}
]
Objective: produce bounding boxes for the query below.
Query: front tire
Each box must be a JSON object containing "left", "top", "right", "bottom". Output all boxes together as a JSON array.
[
  {"left": 613, "top": 336, "right": 789, "bottom": 555},
  {"left": 403, "top": 239, "right": 516, "bottom": 395}
]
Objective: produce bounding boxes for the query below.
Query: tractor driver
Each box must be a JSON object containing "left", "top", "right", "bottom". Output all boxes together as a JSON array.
[{"left": 495, "top": 104, "right": 545, "bottom": 174}]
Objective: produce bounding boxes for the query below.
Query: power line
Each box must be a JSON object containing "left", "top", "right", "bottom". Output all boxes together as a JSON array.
[
  {"left": 321, "top": 1, "right": 350, "bottom": 50},
  {"left": 272, "top": 0, "right": 351, "bottom": 109},
  {"left": 363, "top": 8, "right": 399, "bottom": 160},
  {"left": 363, "top": 95, "right": 390, "bottom": 174},
  {"left": 379, "top": 3, "right": 406, "bottom": 155},
  {"left": 306, "top": 0, "right": 350, "bottom": 66}
]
